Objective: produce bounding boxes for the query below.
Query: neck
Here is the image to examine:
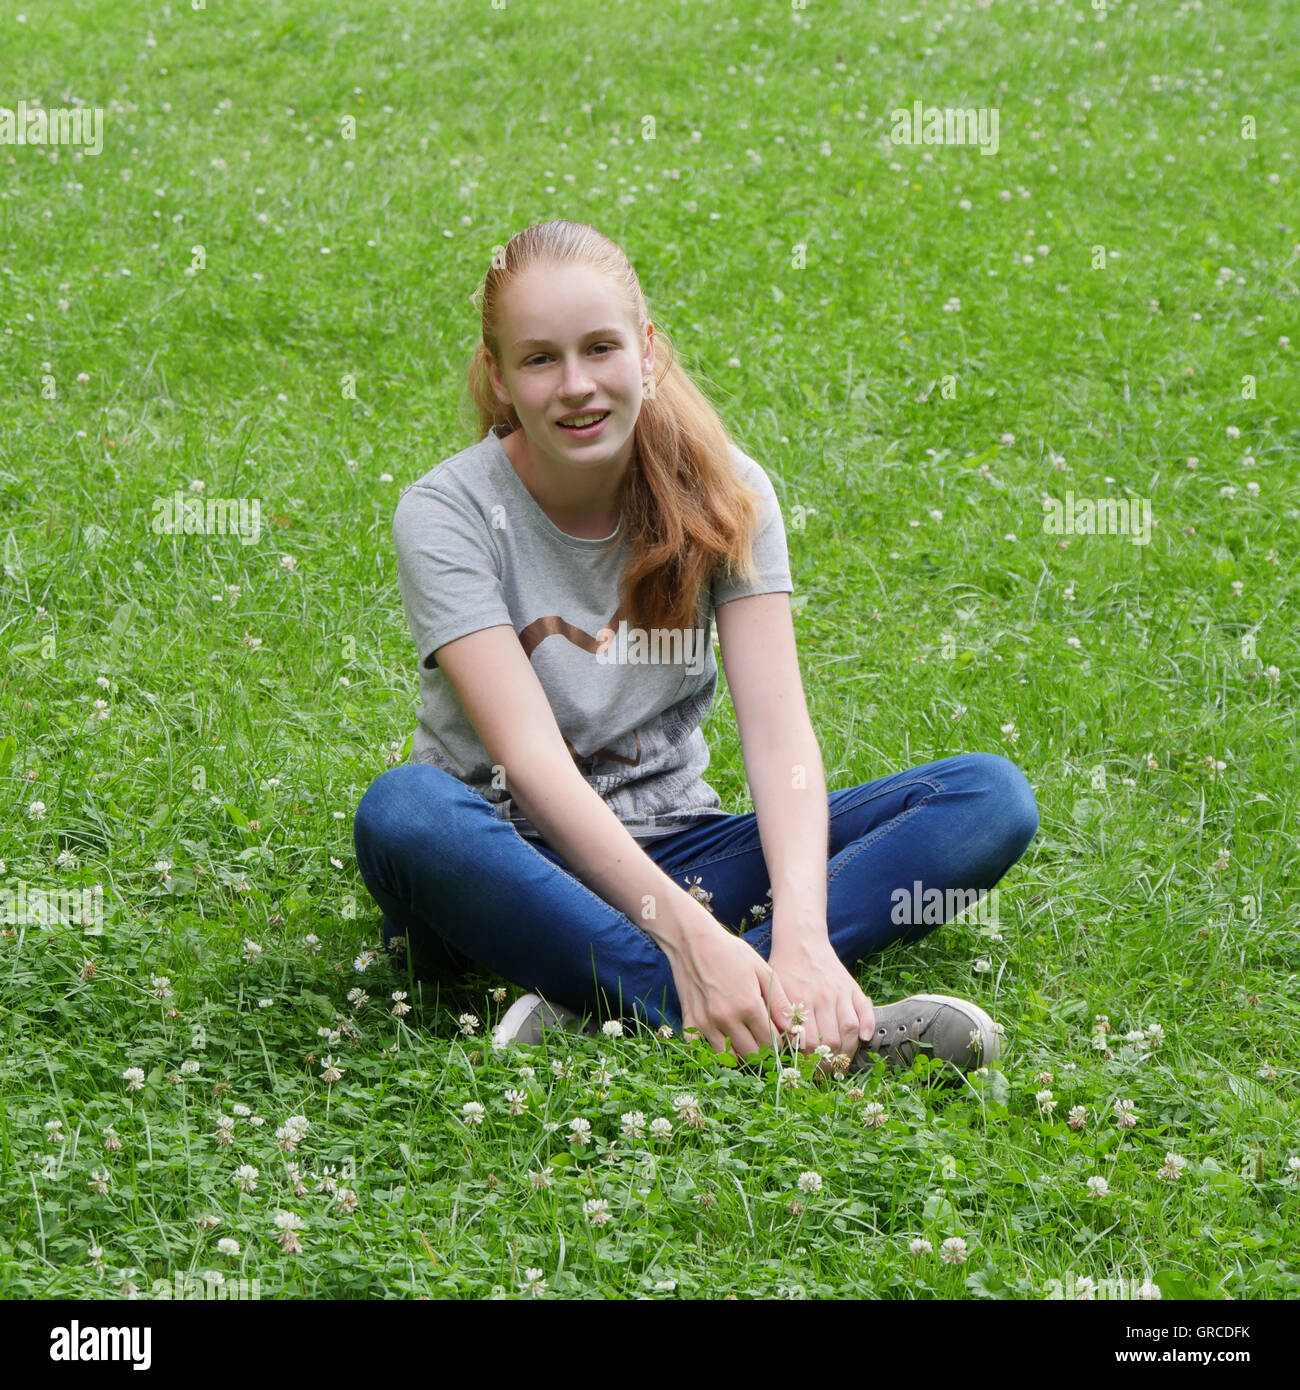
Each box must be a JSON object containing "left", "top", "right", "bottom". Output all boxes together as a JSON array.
[{"left": 505, "top": 426, "right": 629, "bottom": 532}]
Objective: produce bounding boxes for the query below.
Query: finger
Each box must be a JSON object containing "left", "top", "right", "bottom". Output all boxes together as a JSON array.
[
  {"left": 741, "top": 996, "right": 783, "bottom": 1059},
  {"left": 757, "top": 961, "right": 793, "bottom": 1033},
  {"left": 855, "top": 992, "right": 876, "bottom": 1043},
  {"left": 813, "top": 1004, "right": 840, "bottom": 1057},
  {"left": 725, "top": 1019, "right": 763, "bottom": 1062}
]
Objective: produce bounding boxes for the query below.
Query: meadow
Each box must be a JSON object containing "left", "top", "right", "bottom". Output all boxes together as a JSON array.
[{"left": 1, "top": 0, "right": 1297, "bottom": 1300}]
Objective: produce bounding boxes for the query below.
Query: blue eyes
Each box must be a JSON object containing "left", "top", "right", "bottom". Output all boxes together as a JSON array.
[{"left": 523, "top": 344, "right": 616, "bottom": 367}]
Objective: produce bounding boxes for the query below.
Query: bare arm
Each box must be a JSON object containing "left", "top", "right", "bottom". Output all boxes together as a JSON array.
[
  {"left": 432, "top": 624, "right": 717, "bottom": 951},
  {"left": 431, "top": 623, "right": 795, "bottom": 1055}
]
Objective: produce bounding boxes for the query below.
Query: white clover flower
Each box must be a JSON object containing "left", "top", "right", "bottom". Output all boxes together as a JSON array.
[
  {"left": 213, "top": 1116, "right": 236, "bottom": 1145},
  {"left": 217, "top": 1237, "right": 240, "bottom": 1256},
  {"left": 232, "top": 1164, "right": 259, "bottom": 1193},
  {"left": 1157, "top": 1151, "right": 1188, "bottom": 1181},
  {"left": 28, "top": 800, "right": 48, "bottom": 820},
  {"left": 779, "top": 1067, "right": 802, "bottom": 1088},
  {"left": 908, "top": 1237, "right": 933, "bottom": 1256},
  {"left": 1146, "top": 1022, "right": 1165, "bottom": 1046},
  {"left": 520, "top": 1267, "right": 547, "bottom": 1298},
  {"left": 528, "top": 1169, "right": 553, "bottom": 1190},
  {"left": 674, "top": 1094, "right": 702, "bottom": 1126},
  {"left": 1067, "top": 1105, "right": 1087, "bottom": 1130},
  {"left": 150, "top": 974, "right": 172, "bottom": 998},
  {"left": 1113, "top": 1098, "right": 1139, "bottom": 1129},
  {"left": 102, "top": 1125, "right": 121, "bottom": 1151},
  {"left": 601, "top": 1019, "right": 624, "bottom": 1038},
  {"left": 583, "top": 1197, "right": 612, "bottom": 1225},
  {"left": 1075, "top": 1275, "right": 1097, "bottom": 1300},
  {"left": 620, "top": 1111, "right": 647, "bottom": 1139},
  {"left": 45, "top": 1119, "right": 65, "bottom": 1142},
  {"left": 649, "top": 1117, "right": 673, "bottom": 1140},
  {"left": 939, "top": 1236, "right": 968, "bottom": 1265},
  {"left": 320, "top": 1056, "right": 344, "bottom": 1083},
  {"left": 335, "top": 1187, "right": 359, "bottom": 1213},
  {"left": 505, "top": 1088, "right": 528, "bottom": 1115},
  {"left": 122, "top": 1067, "right": 146, "bottom": 1092},
  {"left": 861, "top": 1102, "right": 889, "bottom": 1127},
  {"left": 274, "top": 1211, "right": 305, "bottom": 1253},
  {"left": 973, "top": 957, "right": 993, "bottom": 974},
  {"left": 1086, "top": 1175, "right": 1109, "bottom": 1197},
  {"left": 180, "top": 1060, "right": 200, "bottom": 1075},
  {"left": 797, "top": 1170, "right": 822, "bottom": 1194},
  {"left": 1136, "top": 1280, "right": 1162, "bottom": 1300},
  {"left": 567, "top": 1117, "right": 592, "bottom": 1146},
  {"left": 458, "top": 1012, "right": 479, "bottom": 1035},
  {"left": 939, "top": 1155, "right": 958, "bottom": 1181},
  {"left": 462, "top": 1102, "right": 486, "bottom": 1126},
  {"left": 1285, "top": 1157, "right": 1300, "bottom": 1182},
  {"left": 196, "top": 1213, "right": 221, "bottom": 1230},
  {"left": 347, "top": 987, "right": 368, "bottom": 1009}
]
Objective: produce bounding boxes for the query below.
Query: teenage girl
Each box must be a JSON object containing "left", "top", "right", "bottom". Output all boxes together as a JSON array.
[{"left": 353, "top": 219, "right": 1038, "bottom": 1076}]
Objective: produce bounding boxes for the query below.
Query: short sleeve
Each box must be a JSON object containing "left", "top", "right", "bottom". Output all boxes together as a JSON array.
[
  {"left": 392, "top": 483, "right": 515, "bottom": 670},
  {"left": 712, "top": 450, "right": 794, "bottom": 607}
]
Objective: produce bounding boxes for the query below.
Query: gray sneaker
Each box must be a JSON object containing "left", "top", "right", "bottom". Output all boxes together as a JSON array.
[
  {"left": 491, "top": 993, "right": 600, "bottom": 1048},
  {"left": 852, "top": 994, "right": 1000, "bottom": 1075}
]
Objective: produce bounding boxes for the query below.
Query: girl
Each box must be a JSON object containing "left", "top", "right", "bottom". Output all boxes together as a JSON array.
[{"left": 353, "top": 219, "right": 1038, "bottom": 1076}]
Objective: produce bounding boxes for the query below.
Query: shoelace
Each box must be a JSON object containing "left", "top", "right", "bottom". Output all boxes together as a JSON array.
[{"left": 872, "top": 1013, "right": 930, "bottom": 1065}]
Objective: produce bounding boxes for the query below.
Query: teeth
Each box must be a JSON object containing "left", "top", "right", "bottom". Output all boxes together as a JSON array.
[{"left": 560, "top": 412, "right": 607, "bottom": 427}]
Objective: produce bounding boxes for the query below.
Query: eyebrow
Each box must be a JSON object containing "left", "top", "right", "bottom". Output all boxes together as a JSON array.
[{"left": 513, "top": 327, "right": 626, "bottom": 351}]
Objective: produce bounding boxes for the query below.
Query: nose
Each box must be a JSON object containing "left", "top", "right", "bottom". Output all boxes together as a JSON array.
[{"left": 558, "top": 353, "right": 598, "bottom": 399}]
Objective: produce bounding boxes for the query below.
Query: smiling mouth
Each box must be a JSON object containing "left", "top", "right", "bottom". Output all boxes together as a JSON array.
[{"left": 556, "top": 411, "right": 611, "bottom": 430}]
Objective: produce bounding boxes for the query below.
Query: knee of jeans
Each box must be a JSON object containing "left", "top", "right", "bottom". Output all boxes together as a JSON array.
[
  {"left": 972, "top": 752, "right": 1039, "bottom": 855},
  {"left": 353, "top": 762, "right": 476, "bottom": 858}
]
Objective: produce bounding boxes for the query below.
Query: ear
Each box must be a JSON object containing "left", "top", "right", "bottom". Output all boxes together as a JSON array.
[{"left": 484, "top": 348, "right": 512, "bottom": 410}]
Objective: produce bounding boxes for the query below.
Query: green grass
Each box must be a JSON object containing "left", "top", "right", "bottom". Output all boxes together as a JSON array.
[{"left": 1, "top": 0, "right": 1297, "bottom": 1300}]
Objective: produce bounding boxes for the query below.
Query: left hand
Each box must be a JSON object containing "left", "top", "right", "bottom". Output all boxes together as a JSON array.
[{"left": 768, "top": 931, "right": 875, "bottom": 1073}]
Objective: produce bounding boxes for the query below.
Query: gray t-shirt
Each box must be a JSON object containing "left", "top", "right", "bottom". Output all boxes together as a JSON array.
[{"left": 392, "top": 425, "right": 794, "bottom": 842}]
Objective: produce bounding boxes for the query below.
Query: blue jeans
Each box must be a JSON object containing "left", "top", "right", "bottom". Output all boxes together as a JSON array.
[{"left": 351, "top": 752, "right": 1038, "bottom": 1030}]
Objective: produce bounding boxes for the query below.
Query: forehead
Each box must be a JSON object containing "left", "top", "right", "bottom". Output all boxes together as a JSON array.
[{"left": 504, "top": 264, "right": 636, "bottom": 345}]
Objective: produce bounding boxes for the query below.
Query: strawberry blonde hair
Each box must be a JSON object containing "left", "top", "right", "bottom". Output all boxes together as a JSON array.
[{"left": 461, "top": 219, "right": 763, "bottom": 634}]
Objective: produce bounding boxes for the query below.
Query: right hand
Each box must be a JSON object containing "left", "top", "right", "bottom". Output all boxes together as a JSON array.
[{"left": 665, "top": 921, "right": 796, "bottom": 1060}]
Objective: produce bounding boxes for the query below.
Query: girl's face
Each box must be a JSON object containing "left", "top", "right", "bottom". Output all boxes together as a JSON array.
[{"left": 487, "top": 263, "right": 654, "bottom": 474}]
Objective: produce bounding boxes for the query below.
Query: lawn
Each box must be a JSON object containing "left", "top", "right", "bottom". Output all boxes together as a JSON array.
[{"left": 1, "top": 0, "right": 1297, "bottom": 1301}]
